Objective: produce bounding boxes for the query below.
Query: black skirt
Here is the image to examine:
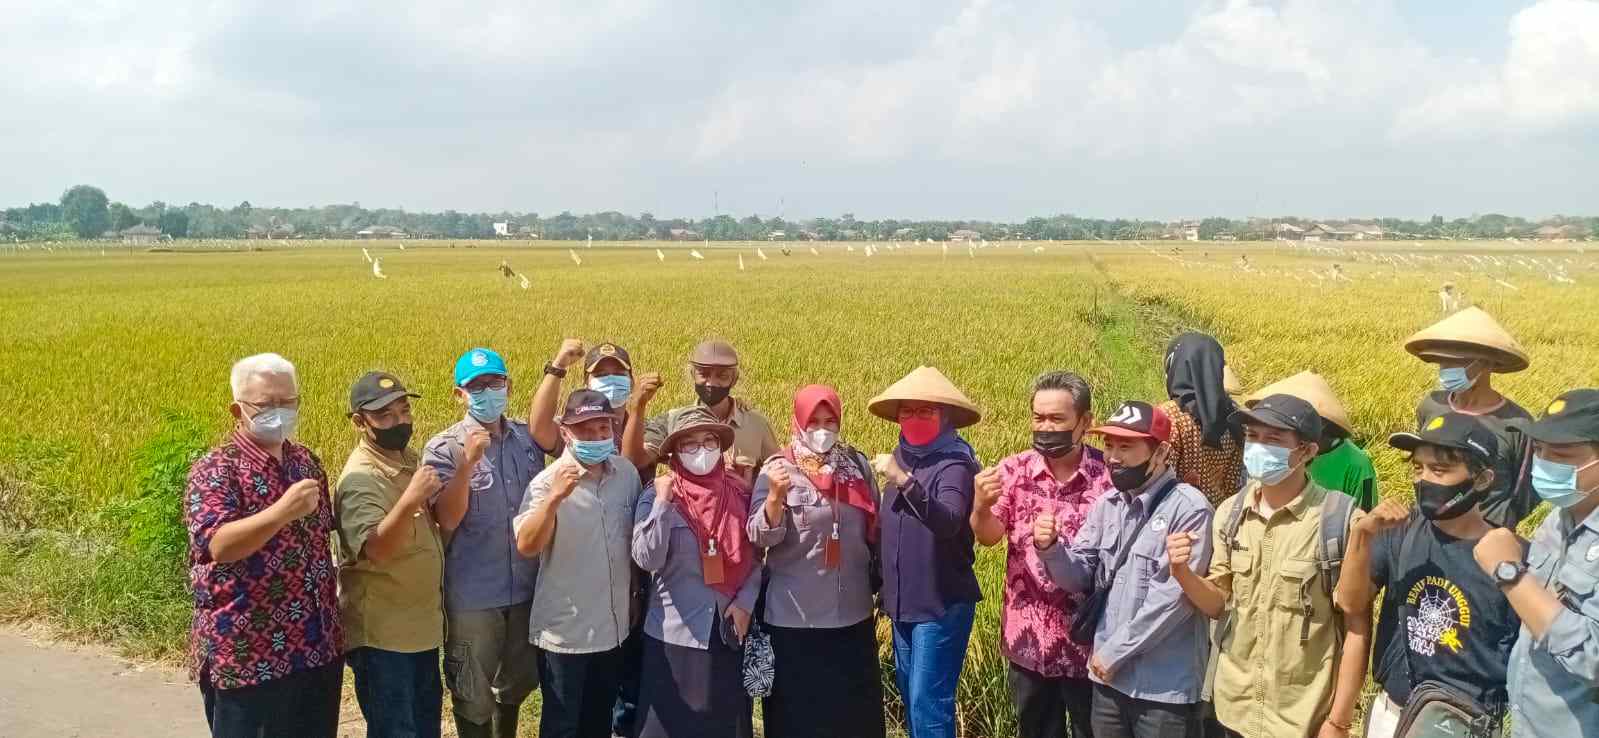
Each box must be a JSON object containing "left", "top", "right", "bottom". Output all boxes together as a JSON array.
[
  {"left": 635, "top": 629, "right": 753, "bottom": 738},
  {"left": 762, "top": 618, "right": 885, "bottom": 738}
]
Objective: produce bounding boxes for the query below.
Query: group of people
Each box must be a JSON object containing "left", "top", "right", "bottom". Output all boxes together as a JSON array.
[{"left": 184, "top": 305, "right": 1599, "bottom": 738}]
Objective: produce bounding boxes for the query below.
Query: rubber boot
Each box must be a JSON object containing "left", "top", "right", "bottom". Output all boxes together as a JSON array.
[
  {"left": 491, "top": 702, "right": 521, "bottom": 738},
  {"left": 454, "top": 715, "right": 492, "bottom": 738}
]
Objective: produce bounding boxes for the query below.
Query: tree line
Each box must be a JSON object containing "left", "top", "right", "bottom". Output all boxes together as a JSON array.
[{"left": 2, "top": 184, "right": 1594, "bottom": 242}]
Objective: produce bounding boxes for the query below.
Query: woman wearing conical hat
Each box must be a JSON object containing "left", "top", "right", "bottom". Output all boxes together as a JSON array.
[
  {"left": 1246, "top": 371, "right": 1379, "bottom": 511},
  {"left": 868, "top": 366, "right": 983, "bottom": 738},
  {"left": 1405, "top": 306, "right": 1535, "bottom": 528}
]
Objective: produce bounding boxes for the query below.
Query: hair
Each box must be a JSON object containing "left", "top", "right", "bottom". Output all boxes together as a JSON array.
[
  {"left": 230, "top": 353, "right": 297, "bottom": 401},
  {"left": 1031, "top": 371, "right": 1092, "bottom": 415},
  {"left": 1424, "top": 446, "right": 1491, "bottom": 478}
]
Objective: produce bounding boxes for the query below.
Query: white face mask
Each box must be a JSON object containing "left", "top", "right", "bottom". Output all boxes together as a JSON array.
[
  {"left": 678, "top": 446, "right": 721, "bottom": 475},
  {"left": 804, "top": 428, "right": 838, "bottom": 454},
  {"left": 246, "top": 407, "right": 298, "bottom": 444}
]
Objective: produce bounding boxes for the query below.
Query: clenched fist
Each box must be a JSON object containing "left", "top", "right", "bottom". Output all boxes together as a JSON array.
[
  {"left": 553, "top": 338, "right": 586, "bottom": 370},
  {"left": 1166, "top": 531, "right": 1200, "bottom": 573},
  {"left": 400, "top": 465, "right": 442, "bottom": 508},
  {"left": 973, "top": 466, "right": 1002, "bottom": 513},
  {"left": 631, "top": 372, "right": 663, "bottom": 411},
  {"left": 1032, "top": 511, "right": 1058, "bottom": 549},
  {"left": 275, "top": 479, "right": 322, "bottom": 522},
  {"left": 463, "top": 428, "right": 491, "bottom": 465},
  {"left": 1358, "top": 500, "right": 1410, "bottom": 535},
  {"left": 550, "top": 461, "right": 583, "bottom": 501}
]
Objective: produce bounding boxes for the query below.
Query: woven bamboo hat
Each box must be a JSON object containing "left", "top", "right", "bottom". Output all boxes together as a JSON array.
[
  {"left": 1404, "top": 307, "right": 1529, "bottom": 373},
  {"left": 1246, "top": 371, "right": 1351, "bottom": 436},
  {"left": 868, "top": 366, "right": 982, "bottom": 428},
  {"left": 1223, "top": 364, "right": 1243, "bottom": 397}
]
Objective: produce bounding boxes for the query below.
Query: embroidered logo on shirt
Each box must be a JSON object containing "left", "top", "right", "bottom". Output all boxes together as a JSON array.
[
  {"left": 1150, "top": 515, "right": 1168, "bottom": 532},
  {"left": 1405, "top": 576, "right": 1472, "bottom": 656},
  {"left": 1587, "top": 543, "right": 1599, "bottom": 562}
]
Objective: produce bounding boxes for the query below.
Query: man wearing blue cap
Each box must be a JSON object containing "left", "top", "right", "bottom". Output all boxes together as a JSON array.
[{"left": 423, "top": 347, "right": 551, "bottom": 738}]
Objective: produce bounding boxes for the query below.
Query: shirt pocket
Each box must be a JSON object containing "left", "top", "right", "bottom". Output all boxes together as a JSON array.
[
  {"left": 1555, "top": 559, "right": 1597, "bottom": 614},
  {"left": 786, "top": 487, "right": 820, "bottom": 532},
  {"left": 1228, "top": 549, "right": 1257, "bottom": 603},
  {"left": 1274, "top": 558, "right": 1320, "bottom": 612}
]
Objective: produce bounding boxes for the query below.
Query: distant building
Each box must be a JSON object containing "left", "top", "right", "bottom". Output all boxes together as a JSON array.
[
  {"left": 950, "top": 229, "right": 982, "bottom": 241},
  {"left": 668, "top": 228, "right": 701, "bottom": 241},
  {"left": 766, "top": 230, "right": 787, "bottom": 240},
  {"left": 356, "top": 225, "right": 409, "bottom": 239},
  {"left": 893, "top": 227, "right": 916, "bottom": 239},
  {"left": 1274, "top": 223, "right": 1305, "bottom": 240},
  {"left": 120, "top": 224, "right": 162, "bottom": 244},
  {"left": 493, "top": 222, "right": 511, "bottom": 237},
  {"left": 1346, "top": 223, "right": 1384, "bottom": 240},
  {"left": 1182, "top": 222, "right": 1200, "bottom": 242},
  {"left": 1536, "top": 224, "right": 1584, "bottom": 241}
]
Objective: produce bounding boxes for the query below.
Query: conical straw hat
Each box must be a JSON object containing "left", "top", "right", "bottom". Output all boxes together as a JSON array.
[
  {"left": 1222, "top": 364, "right": 1243, "bottom": 397},
  {"left": 1246, "top": 371, "right": 1351, "bottom": 436},
  {"left": 1404, "top": 306, "right": 1529, "bottom": 373},
  {"left": 868, "top": 366, "right": 982, "bottom": 428}
]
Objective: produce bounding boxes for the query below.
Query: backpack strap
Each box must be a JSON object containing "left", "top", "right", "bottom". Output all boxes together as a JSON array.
[
  {"left": 1213, "top": 490, "right": 1250, "bottom": 646},
  {"left": 1312, "top": 487, "right": 1358, "bottom": 645}
]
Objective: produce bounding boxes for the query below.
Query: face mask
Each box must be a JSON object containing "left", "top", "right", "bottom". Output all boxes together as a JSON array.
[
  {"left": 246, "top": 407, "right": 298, "bottom": 445},
  {"left": 678, "top": 446, "right": 721, "bottom": 475},
  {"left": 804, "top": 428, "right": 838, "bottom": 454},
  {"left": 1414, "top": 478, "right": 1482, "bottom": 521},
  {"left": 695, "top": 383, "right": 731, "bottom": 407},
  {"left": 1032, "top": 427, "right": 1081, "bottom": 459},
  {"left": 1243, "top": 441, "right": 1296, "bottom": 485},
  {"left": 1109, "top": 458, "right": 1153, "bottom": 492},
  {"left": 571, "top": 438, "right": 614, "bottom": 466},
  {"left": 900, "top": 415, "right": 942, "bottom": 446},
  {"left": 589, "top": 375, "right": 632, "bottom": 407},
  {"left": 369, "top": 422, "right": 414, "bottom": 451},
  {"left": 1530, "top": 456, "right": 1599, "bottom": 509},
  {"left": 467, "top": 387, "right": 509, "bottom": 423},
  {"left": 1438, "top": 366, "right": 1476, "bottom": 393}
]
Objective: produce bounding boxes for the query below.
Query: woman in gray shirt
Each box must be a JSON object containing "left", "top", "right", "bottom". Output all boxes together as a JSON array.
[
  {"left": 748, "top": 384, "right": 884, "bottom": 738},
  {"left": 632, "top": 408, "right": 760, "bottom": 738}
]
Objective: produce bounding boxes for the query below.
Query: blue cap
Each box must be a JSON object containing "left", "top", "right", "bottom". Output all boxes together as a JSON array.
[{"left": 454, "top": 347, "right": 508, "bottom": 387}]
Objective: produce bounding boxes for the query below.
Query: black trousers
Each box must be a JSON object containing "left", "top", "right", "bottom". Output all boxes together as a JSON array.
[
  {"left": 539, "top": 646, "right": 626, "bottom": 738},
  {"left": 200, "top": 660, "right": 343, "bottom": 738},
  {"left": 1009, "top": 662, "right": 1096, "bottom": 738},
  {"left": 1089, "top": 683, "right": 1196, "bottom": 738}
]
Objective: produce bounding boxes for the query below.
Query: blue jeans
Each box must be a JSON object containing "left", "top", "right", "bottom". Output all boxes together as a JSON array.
[
  {"left": 348, "top": 647, "right": 443, "bottom": 738},
  {"left": 891, "top": 602, "right": 976, "bottom": 738}
]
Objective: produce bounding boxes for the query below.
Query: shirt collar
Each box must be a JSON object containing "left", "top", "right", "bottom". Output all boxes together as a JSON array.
[
  {"left": 696, "top": 397, "right": 746, "bottom": 428},
  {"left": 1567, "top": 503, "right": 1599, "bottom": 536},
  {"left": 1244, "top": 477, "right": 1317, "bottom": 521},
  {"left": 462, "top": 414, "right": 506, "bottom": 438},
  {"left": 558, "top": 449, "right": 614, "bottom": 478},
  {"left": 232, "top": 429, "right": 280, "bottom": 468},
  {"left": 1022, "top": 447, "right": 1100, "bottom": 486},
  {"left": 355, "top": 437, "right": 417, "bottom": 476}
]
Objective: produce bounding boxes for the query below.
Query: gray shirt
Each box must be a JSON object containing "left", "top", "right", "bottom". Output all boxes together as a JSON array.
[
  {"left": 748, "top": 450, "right": 879, "bottom": 629},
  {"left": 513, "top": 452, "right": 641, "bottom": 654},
  {"left": 423, "top": 415, "right": 546, "bottom": 612},
  {"left": 632, "top": 481, "right": 762, "bottom": 649},
  {"left": 1508, "top": 504, "right": 1599, "bottom": 738},
  {"left": 1039, "top": 469, "right": 1214, "bottom": 705}
]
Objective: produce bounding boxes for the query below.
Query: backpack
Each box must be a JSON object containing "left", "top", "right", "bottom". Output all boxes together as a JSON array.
[{"left": 1216, "top": 483, "right": 1357, "bottom": 645}]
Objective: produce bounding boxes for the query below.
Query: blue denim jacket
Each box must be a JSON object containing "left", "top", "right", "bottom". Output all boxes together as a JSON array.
[{"left": 1508, "top": 505, "right": 1599, "bottom": 738}]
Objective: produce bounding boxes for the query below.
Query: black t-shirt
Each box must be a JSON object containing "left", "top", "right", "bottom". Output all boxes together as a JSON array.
[
  {"left": 1369, "top": 515, "right": 1523, "bottom": 707},
  {"left": 1415, "top": 392, "right": 1534, "bottom": 528}
]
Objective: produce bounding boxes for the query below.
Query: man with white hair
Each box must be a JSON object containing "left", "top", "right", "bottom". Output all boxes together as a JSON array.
[{"left": 184, "top": 353, "right": 343, "bottom": 738}]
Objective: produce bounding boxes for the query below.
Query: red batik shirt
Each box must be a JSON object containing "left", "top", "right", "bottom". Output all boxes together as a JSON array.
[
  {"left": 185, "top": 432, "right": 341, "bottom": 689},
  {"left": 992, "top": 447, "right": 1112, "bottom": 678}
]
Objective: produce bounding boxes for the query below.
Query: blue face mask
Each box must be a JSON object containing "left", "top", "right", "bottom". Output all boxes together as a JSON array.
[
  {"left": 1438, "top": 366, "right": 1476, "bottom": 393},
  {"left": 1243, "top": 441, "right": 1295, "bottom": 485},
  {"left": 589, "top": 375, "right": 632, "bottom": 408},
  {"left": 466, "top": 386, "right": 509, "bottom": 423},
  {"left": 1530, "top": 455, "right": 1599, "bottom": 509},
  {"left": 571, "top": 438, "right": 615, "bottom": 465}
]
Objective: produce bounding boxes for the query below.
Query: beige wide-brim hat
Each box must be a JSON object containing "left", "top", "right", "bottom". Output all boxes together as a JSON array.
[
  {"left": 868, "top": 366, "right": 982, "bottom": 428},
  {"left": 1404, "top": 306, "right": 1529, "bottom": 373},
  {"left": 661, "top": 407, "right": 735, "bottom": 452},
  {"left": 1246, "top": 371, "right": 1351, "bottom": 436},
  {"left": 1223, "top": 364, "right": 1243, "bottom": 397}
]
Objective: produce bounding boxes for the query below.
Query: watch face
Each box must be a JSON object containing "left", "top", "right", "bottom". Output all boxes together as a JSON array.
[{"left": 1495, "top": 561, "right": 1521, "bottom": 583}]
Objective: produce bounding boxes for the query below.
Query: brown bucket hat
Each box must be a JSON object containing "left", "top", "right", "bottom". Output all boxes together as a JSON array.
[
  {"left": 1246, "top": 370, "right": 1352, "bottom": 436},
  {"left": 661, "top": 406, "right": 735, "bottom": 452},
  {"left": 1404, "top": 307, "right": 1529, "bottom": 373},
  {"left": 867, "top": 366, "right": 982, "bottom": 428}
]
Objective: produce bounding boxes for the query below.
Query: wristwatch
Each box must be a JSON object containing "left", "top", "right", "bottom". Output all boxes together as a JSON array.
[
  {"left": 543, "top": 362, "right": 567, "bottom": 379},
  {"left": 1492, "top": 560, "right": 1529, "bottom": 588}
]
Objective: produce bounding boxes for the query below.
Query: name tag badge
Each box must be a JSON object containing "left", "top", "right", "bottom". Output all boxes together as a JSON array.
[
  {"left": 1587, "top": 543, "right": 1599, "bottom": 562},
  {"left": 701, "top": 539, "right": 725, "bottom": 586},
  {"left": 823, "top": 522, "right": 841, "bottom": 569}
]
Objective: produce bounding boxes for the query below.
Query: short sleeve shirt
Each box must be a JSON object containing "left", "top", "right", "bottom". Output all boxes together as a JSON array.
[
  {"left": 992, "top": 448, "right": 1112, "bottom": 678},
  {"left": 1309, "top": 438, "right": 1379, "bottom": 511},
  {"left": 1160, "top": 399, "right": 1244, "bottom": 506}
]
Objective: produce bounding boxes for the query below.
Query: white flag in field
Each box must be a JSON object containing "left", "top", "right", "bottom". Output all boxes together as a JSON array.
[{"left": 372, "top": 257, "right": 387, "bottom": 279}]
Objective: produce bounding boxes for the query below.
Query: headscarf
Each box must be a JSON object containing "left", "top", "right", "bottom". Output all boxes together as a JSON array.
[
  {"left": 893, "top": 405, "right": 979, "bottom": 470},
  {"left": 1165, "top": 331, "right": 1241, "bottom": 449},
  {"left": 669, "top": 444, "right": 756, "bottom": 599},
  {"left": 783, "top": 384, "right": 877, "bottom": 542}
]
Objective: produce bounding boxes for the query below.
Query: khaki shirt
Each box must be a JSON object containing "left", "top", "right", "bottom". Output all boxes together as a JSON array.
[
  {"left": 644, "top": 398, "right": 781, "bottom": 472},
  {"left": 334, "top": 440, "right": 445, "bottom": 654},
  {"left": 1207, "top": 480, "right": 1363, "bottom": 738}
]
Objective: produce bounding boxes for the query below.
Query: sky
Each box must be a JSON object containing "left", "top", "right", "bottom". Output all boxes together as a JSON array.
[{"left": 3, "top": 0, "right": 1596, "bottom": 221}]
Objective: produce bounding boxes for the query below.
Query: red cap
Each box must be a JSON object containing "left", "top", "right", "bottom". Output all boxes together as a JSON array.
[{"left": 1091, "top": 401, "right": 1171, "bottom": 442}]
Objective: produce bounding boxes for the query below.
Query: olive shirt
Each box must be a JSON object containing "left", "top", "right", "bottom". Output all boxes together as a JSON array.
[
  {"left": 643, "top": 399, "right": 781, "bottom": 474},
  {"left": 333, "top": 439, "right": 446, "bottom": 654},
  {"left": 1206, "top": 479, "right": 1365, "bottom": 738}
]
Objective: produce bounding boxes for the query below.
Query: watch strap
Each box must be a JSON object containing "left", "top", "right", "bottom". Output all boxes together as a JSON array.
[{"left": 543, "top": 362, "right": 568, "bottom": 378}]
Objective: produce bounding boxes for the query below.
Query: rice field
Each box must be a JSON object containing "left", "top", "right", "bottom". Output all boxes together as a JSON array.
[{"left": 1, "top": 238, "right": 1594, "bottom": 737}]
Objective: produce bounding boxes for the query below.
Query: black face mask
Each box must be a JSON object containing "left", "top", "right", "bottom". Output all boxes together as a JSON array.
[
  {"left": 695, "top": 383, "right": 731, "bottom": 407},
  {"left": 1415, "top": 478, "right": 1483, "bottom": 521},
  {"left": 1032, "top": 427, "right": 1081, "bottom": 459},
  {"left": 370, "top": 422, "right": 414, "bottom": 451},
  {"left": 1109, "top": 458, "right": 1154, "bottom": 492}
]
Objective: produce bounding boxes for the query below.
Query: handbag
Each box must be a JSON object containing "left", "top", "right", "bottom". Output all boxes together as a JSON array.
[
  {"left": 741, "top": 570, "right": 776, "bottom": 698},
  {"left": 1068, "top": 477, "right": 1179, "bottom": 645}
]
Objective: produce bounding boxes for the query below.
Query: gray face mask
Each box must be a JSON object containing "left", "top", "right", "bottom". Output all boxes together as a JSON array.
[{"left": 247, "top": 406, "right": 299, "bottom": 444}]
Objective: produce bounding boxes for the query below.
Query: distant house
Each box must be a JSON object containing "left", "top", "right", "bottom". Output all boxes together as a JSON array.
[
  {"left": 517, "top": 225, "right": 541, "bottom": 239},
  {"left": 493, "top": 222, "right": 511, "bottom": 237},
  {"left": 1274, "top": 223, "right": 1305, "bottom": 240},
  {"left": 668, "top": 228, "right": 701, "bottom": 241},
  {"left": 1346, "top": 223, "right": 1384, "bottom": 240},
  {"left": 120, "top": 224, "right": 162, "bottom": 244},
  {"left": 1303, "top": 223, "right": 1349, "bottom": 242},
  {"left": 893, "top": 227, "right": 916, "bottom": 239},
  {"left": 1182, "top": 221, "right": 1200, "bottom": 242},
  {"left": 247, "top": 224, "right": 297, "bottom": 239},
  {"left": 356, "top": 225, "right": 409, "bottom": 239},
  {"left": 766, "top": 230, "right": 787, "bottom": 240},
  {"left": 950, "top": 229, "right": 982, "bottom": 241},
  {"left": 1536, "top": 224, "right": 1584, "bottom": 241}
]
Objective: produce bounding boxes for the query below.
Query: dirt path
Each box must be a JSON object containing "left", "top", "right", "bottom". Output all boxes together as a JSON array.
[{"left": 0, "top": 626, "right": 368, "bottom": 737}]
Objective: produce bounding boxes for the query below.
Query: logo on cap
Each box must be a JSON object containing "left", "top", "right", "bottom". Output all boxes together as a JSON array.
[
  {"left": 1427, "top": 416, "right": 1446, "bottom": 431},
  {"left": 1549, "top": 399, "right": 1567, "bottom": 415},
  {"left": 1467, "top": 439, "right": 1489, "bottom": 457},
  {"left": 580, "top": 404, "right": 605, "bottom": 415},
  {"left": 472, "top": 352, "right": 488, "bottom": 367},
  {"left": 379, "top": 377, "right": 395, "bottom": 389},
  {"left": 598, "top": 344, "right": 616, "bottom": 356},
  {"left": 1108, "top": 404, "right": 1144, "bottom": 425}
]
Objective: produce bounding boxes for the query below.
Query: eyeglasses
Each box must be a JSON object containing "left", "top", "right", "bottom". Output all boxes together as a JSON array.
[
  {"left": 466, "top": 378, "right": 509, "bottom": 392},
  {"left": 240, "top": 397, "right": 300, "bottom": 411},
  {"left": 897, "top": 405, "right": 940, "bottom": 420},
  {"left": 677, "top": 441, "right": 722, "bottom": 455}
]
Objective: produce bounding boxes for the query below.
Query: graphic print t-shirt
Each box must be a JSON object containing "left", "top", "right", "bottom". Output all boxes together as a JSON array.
[{"left": 1369, "top": 516, "right": 1522, "bottom": 707}]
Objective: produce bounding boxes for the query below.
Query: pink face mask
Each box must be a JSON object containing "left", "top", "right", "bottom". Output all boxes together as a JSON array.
[{"left": 900, "top": 415, "right": 942, "bottom": 446}]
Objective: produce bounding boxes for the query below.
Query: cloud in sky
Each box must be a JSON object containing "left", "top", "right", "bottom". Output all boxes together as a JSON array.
[{"left": 1, "top": 0, "right": 1594, "bottom": 219}]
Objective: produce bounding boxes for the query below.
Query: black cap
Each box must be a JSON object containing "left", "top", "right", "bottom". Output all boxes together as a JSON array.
[
  {"left": 1389, "top": 412, "right": 1498, "bottom": 465},
  {"left": 1509, "top": 389, "right": 1599, "bottom": 444},
  {"left": 1229, "top": 393, "right": 1323, "bottom": 440},
  {"left": 584, "top": 342, "right": 632, "bottom": 375},
  {"left": 348, "top": 371, "right": 420, "bottom": 415},
  {"left": 560, "top": 389, "right": 615, "bottom": 425}
]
